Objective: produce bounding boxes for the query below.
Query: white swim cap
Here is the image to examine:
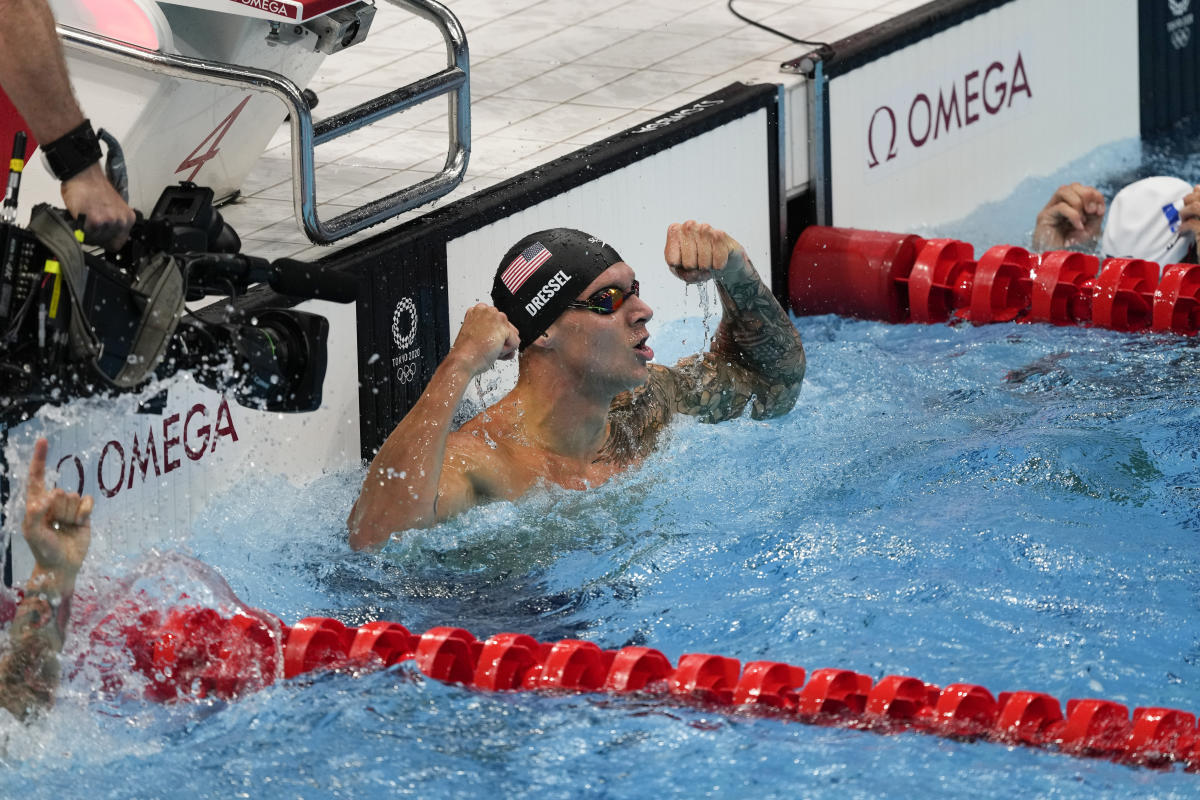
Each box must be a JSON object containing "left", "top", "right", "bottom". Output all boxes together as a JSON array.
[{"left": 1101, "top": 176, "right": 1194, "bottom": 263}]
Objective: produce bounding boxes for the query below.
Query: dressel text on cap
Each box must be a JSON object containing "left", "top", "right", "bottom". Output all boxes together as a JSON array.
[{"left": 525, "top": 270, "right": 570, "bottom": 316}]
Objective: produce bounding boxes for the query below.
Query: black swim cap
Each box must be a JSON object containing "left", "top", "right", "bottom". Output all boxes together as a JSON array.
[{"left": 491, "top": 228, "right": 624, "bottom": 350}]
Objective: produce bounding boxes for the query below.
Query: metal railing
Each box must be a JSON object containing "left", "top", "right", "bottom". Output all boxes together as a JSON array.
[{"left": 58, "top": 0, "right": 470, "bottom": 243}]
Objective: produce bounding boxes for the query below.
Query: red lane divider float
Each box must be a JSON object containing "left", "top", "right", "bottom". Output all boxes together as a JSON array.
[
  {"left": 789, "top": 225, "right": 1200, "bottom": 335},
  {"left": 96, "top": 607, "right": 1200, "bottom": 772}
]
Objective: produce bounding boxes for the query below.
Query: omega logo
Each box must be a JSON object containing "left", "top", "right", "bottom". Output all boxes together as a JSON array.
[
  {"left": 866, "top": 51, "right": 1032, "bottom": 170},
  {"left": 866, "top": 106, "right": 898, "bottom": 168},
  {"left": 49, "top": 396, "right": 240, "bottom": 500}
]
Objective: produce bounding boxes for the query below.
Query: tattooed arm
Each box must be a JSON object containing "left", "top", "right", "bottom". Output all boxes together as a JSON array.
[
  {"left": 600, "top": 222, "right": 805, "bottom": 463},
  {"left": 0, "top": 438, "right": 92, "bottom": 719},
  {"left": 664, "top": 220, "right": 805, "bottom": 421}
]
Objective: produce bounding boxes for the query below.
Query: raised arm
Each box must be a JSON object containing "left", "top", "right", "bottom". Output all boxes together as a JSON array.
[
  {"left": 347, "top": 304, "right": 519, "bottom": 551},
  {"left": 1031, "top": 183, "right": 1106, "bottom": 252},
  {"left": 601, "top": 222, "right": 805, "bottom": 463},
  {"left": 0, "top": 438, "right": 92, "bottom": 719},
  {"left": 663, "top": 221, "right": 806, "bottom": 421}
]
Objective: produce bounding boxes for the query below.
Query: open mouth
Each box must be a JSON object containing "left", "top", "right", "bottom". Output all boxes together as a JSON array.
[{"left": 633, "top": 335, "right": 654, "bottom": 362}]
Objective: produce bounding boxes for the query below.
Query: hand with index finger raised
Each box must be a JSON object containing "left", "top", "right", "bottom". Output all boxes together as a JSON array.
[{"left": 23, "top": 438, "right": 92, "bottom": 589}]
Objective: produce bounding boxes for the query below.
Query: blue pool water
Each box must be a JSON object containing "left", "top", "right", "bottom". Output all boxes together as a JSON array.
[
  {"left": 3, "top": 309, "right": 1200, "bottom": 799},
  {"left": 4, "top": 134, "right": 1200, "bottom": 797}
]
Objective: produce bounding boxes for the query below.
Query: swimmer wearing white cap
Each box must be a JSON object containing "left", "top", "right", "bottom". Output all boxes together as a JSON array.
[
  {"left": 348, "top": 221, "right": 807, "bottom": 551},
  {"left": 1032, "top": 177, "right": 1200, "bottom": 263}
]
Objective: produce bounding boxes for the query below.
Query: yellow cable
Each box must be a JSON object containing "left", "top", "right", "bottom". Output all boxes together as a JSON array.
[{"left": 43, "top": 260, "right": 62, "bottom": 318}]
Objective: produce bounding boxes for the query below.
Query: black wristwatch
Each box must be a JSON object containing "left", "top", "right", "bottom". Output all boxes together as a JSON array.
[{"left": 41, "top": 119, "right": 103, "bottom": 182}]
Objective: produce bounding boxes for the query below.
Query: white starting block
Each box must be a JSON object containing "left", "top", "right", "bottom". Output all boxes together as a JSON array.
[{"left": 19, "top": 0, "right": 469, "bottom": 242}]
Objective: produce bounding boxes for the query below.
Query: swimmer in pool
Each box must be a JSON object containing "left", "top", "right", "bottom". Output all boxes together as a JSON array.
[
  {"left": 348, "top": 221, "right": 807, "bottom": 550},
  {"left": 1032, "top": 177, "right": 1200, "bottom": 263},
  {"left": 0, "top": 438, "right": 92, "bottom": 719}
]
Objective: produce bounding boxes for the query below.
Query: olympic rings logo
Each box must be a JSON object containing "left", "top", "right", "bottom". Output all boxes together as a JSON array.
[{"left": 396, "top": 363, "right": 417, "bottom": 383}]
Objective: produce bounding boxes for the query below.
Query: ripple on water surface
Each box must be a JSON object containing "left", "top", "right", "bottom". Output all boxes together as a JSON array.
[{"left": 3, "top": 308, "right": 1200, "bottom": 798}]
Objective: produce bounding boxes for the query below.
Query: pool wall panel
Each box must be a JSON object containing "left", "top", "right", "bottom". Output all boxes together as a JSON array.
[
  {"left": 1, "top": 298, "right": 363, "bottom": 583},
  {"left": 820, "top": 0, "right": 1140, "bottom": 233},
  {"left": 1139, "top": 0, "right": 1200, "bottom": 135}
]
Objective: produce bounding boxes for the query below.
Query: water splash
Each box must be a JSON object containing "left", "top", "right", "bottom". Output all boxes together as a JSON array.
[{"left": 2, "top": 316, "right": 1199, "bottom": 798}]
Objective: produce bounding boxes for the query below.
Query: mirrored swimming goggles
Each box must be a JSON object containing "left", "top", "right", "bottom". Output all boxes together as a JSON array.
[{"left": 565, "top": 280, "right": 640, "bottom": 314}]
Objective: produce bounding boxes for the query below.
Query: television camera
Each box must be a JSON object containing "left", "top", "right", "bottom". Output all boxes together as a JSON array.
[{"left": 0, "top": 182, "right": 358, "bottom": 423}]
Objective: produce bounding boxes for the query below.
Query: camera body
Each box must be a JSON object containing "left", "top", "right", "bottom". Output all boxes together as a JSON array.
[{"left": 0, "top": 183, "right": 333, "bottom": 421}]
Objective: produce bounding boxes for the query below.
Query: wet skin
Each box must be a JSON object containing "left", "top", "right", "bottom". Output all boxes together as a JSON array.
[{"left": 348, "top": 221, "right": 806, "bottom": 550}]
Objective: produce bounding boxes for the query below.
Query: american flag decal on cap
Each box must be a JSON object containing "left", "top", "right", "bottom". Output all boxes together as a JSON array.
[{"left": 501, "top": 242, "right": 552, "bottom": 294}]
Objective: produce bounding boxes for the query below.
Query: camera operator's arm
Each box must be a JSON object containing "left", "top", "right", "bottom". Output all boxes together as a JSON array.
[
  {"left": 0, "top": 0, "right": 135, "bottom": 249},
  {"left": 347, "top": 305, "right": 520, "bottom": 551},
  {"left": 0, "top": 438, "right": 92, "bottom": 719}
]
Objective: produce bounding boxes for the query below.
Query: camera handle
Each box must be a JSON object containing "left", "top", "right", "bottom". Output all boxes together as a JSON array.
[{"left": 180, "top": 253, "right": 360, "bottom": 304}]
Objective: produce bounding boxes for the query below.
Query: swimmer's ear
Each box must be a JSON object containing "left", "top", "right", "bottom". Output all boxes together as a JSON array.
[{"left": 528, "top": 329, "right": 557, "bottom": 352}]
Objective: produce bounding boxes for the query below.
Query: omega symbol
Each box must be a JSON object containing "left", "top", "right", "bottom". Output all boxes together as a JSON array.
[{"left": 866, "top": 105, "right": 898, "bottom": 169}]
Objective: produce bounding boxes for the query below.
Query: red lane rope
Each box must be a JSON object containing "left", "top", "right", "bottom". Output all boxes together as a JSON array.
[
  {"left": 788, "top": 226, "right": 1200, "bottom": 335},
  {"left": 97, "top": 606, "right": 1200, "bottom": 772}
]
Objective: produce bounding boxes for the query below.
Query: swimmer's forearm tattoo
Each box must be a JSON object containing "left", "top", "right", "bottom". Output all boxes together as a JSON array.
[
  {"left": 0, "top": 588, "right": 71, "bottom": 719},
  {"left": 669, "top": 353, "right": 756, "bottom": 422},
  {"left": 605, "top": 351, "right": 776, "bottom": 461},
  {"left": 709, "top": 250, "right": 806, "bottom": 418}
]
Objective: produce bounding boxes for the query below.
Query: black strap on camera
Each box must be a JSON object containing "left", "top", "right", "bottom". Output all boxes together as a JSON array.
[
  {"left": 40, "top": 120, "right": 103, "bottom": 182},
  {"left": 26, "top": 204, "right": 184, "bottom": 388}
]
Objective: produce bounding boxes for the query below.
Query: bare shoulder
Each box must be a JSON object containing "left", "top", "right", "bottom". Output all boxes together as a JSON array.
[
  {"left": 445, "top": 408, "right": 545, "bottom": 504},
  {"left": 445, "top": 418, "right": 513, "bottom": 485},
  {"left": 599, "top": 364, "right": 677, "bottom": 464}
]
